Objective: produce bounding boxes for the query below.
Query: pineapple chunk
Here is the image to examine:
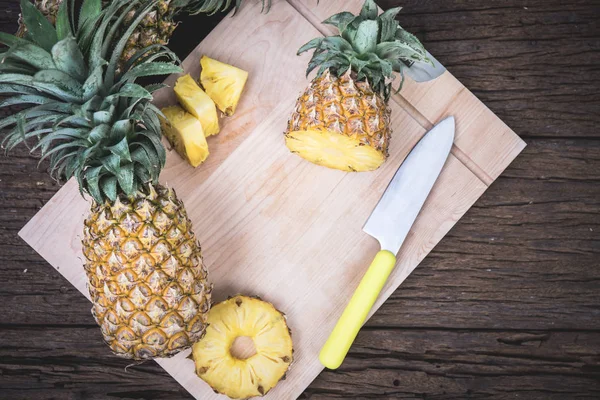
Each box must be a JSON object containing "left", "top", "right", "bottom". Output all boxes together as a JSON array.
[
  {"left": 192, "top": 296, "right": 293, "bottom": 399},
  {"left": 200, "top": 56, "right": 248, "bottom": 116},
  {"left": 174, "top": 74, "right": 220, "bottom": 136},
  {"left": 160, "top": 105, "right": 209, "bottom": 167}
]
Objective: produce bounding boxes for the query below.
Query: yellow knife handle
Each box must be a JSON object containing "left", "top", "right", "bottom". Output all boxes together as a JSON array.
[{"left": 319, "top": 250, "right": 397, "bottom": 369}]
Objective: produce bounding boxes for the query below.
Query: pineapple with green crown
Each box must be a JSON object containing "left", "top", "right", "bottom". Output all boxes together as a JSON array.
[
  {"left": 285, "top": 0, "right": 433, "bottom": 172},
  {"left": 2, "top": 0, "right": 211, "bottom": 360},
  {"left": 17, "top": 0, "right": 272, "bottom": 67}
]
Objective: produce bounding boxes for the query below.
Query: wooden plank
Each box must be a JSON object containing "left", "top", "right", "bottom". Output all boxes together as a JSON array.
[
  {"left": 288, "top": 0, "right": 527, "bottom": 182},
  {"left": 16, "top": 1, "right": 523, "bottom": 399}
]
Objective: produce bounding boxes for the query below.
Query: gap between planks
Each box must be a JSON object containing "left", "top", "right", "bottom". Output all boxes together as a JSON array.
[{"left": 285, "top": 0, "right": 494, "bottom": 186}]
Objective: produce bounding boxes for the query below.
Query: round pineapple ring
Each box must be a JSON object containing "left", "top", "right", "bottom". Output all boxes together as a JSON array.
[
  {"left": 192, "top": 296, "right": 293, "bottom": 399},
  {"left": 286, "top": 129, "right": 386, "bottom": 172}
]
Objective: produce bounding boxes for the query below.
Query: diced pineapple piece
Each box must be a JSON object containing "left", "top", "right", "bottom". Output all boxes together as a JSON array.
[
  {"left": 200, "top": 56, "right": 248, "bottom": 116},
  {"left": 160, "top": 105, "right": 209, "bottom": 167},
  {"left": 174, "top": 74, "right": 220, "bottom": 136}
]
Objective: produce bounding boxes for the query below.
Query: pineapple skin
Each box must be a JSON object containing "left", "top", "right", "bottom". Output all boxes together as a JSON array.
[
  {"left": 285, "top": 70, "right": 391, "bottom": 172},
  {"left": 121, "top": 0, "right": 178, "bottom": 66},
  {"left": 192, "top": 295, "right": 293, "bottom": 399},
  {"left": 82, "top": 185, "right": 212, "bottom": 360},
  {"left": 200, "top": 56, "right": 249, "bottom": 116},
  {"left": 175, "top": 74, "right": 220, "bottom": 136},
  {"left": 160, "top": 105, "right": 209, "bottom": 167}
]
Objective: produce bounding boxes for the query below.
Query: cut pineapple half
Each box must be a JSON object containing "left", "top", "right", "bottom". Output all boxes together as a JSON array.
[
  {"left": 160, "top": 105, "right": 209, "bottom": 167},
  {"left": 192, "top": 295, "right": 293, "bottom": 399},
  {"left": 174, "top": 74, "right": 220, "bottom": 136},
  {"left": 285, "top": 129, "right": 386, "bottom": 172},
  {"left": 200, "top": 56, "right": 248, "bottom": 116}
]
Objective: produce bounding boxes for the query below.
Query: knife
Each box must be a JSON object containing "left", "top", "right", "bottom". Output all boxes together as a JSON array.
[
  {"left": 319, "top": 116, "right": 455, "bottom": 370},
  {"left": 403, "top": 51, "right": 447, "bottom": 83}
]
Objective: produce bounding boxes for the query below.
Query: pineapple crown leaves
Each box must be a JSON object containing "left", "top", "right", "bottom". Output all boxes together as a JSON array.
[
  {"left": 0, "top": 0, "right": 183, "bottom": 204},
  {"left": 298, "top": 0, "right": 433, "bottom": 100},
  {"left": 172, "top": 0, "right": 272, "bottom": 16}
]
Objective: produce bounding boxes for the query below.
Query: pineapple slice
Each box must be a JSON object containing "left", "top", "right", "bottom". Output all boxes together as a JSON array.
[
  {"left": 200, "top": 56, "right": 248, "bottom": 116},
  {"left": 160, "top": 106, "right": 209, "bottom": 167},
  {"left": 192, "top": 296, "right": 293, "bottom": 399},
  {"left": 174, "top": 74, "right": 220, "bottom": 136}
]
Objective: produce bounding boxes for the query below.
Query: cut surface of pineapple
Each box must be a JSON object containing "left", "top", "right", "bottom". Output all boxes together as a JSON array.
[
  {"left": 200, "top": 56, "right": 248, "bottom": 116},
  {"left": 192, "top": 295, "right": 293, "bottom": 399},
  {"left": 174, "top": 74, "right": 220, "bottom": 136},
  {"left": 160, "top": 106, "right": 209, "bottom": 167},
  {"left": 286, "top": 129, "right": 386, "bottom": 172}
]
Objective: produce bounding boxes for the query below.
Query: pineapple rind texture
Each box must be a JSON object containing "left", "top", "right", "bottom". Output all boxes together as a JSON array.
[
  {"left": 285, "top": 70, "right": 391, "bottom": 172},
  {"left": 82, "top": 185, "right": 212, "bottom": 360},
  {"left": 160, "top": 105, "right": 209, "bottom": 167},
  {"left": 175, "top": 74, "right": 220, "bottom": 137},
  {"left": 192, "top": 295, "right": 293, "bottom": 399},
  {"left": 200, "top": 56, "right": 249, "bottom": 116}
]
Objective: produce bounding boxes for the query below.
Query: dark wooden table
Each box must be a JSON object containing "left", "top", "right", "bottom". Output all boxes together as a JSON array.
[{"left": 1, "top": 1, "right": 599, "bottom": 399}]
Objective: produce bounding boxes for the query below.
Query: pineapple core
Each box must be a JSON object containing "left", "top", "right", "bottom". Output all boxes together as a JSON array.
[
  {"left": 200, "top": 56, "right": 248, "bottom": 116},
  {"left": 192, "top": 296, "right": 293, "bottom": 399},
  {"left": 160, "top": 105, "right": 209, "bottom": 167},
  {"left": 174, "top": 74, "right": 220, "bottom": 136}
]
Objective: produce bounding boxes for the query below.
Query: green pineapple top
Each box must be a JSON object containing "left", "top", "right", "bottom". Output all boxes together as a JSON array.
[
  {"left": 1, "top": 0, "right": 183, "bottom": 204},
  {"left": 181, "top": 0, "right": 271, "bottom": 15},
  {"left": 298, "top": 0, "right": 433, "bottom": 100}
]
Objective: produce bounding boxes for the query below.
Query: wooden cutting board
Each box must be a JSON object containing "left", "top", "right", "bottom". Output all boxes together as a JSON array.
[{"left": 19, "top": 1, "right": 526, "bottom": 399}]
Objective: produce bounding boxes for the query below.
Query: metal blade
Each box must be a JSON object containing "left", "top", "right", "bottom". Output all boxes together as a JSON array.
[
  {"left": 403, "top": 51, "right": 447, "bottom": 83},
  {"left": 363, "top": 116, "right": 455, "bottom": 254}
]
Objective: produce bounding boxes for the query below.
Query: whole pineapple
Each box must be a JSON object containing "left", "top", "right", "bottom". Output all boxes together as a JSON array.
[
  {"left": 2, "top": 0, "right": 211, "bottom": 359},
  {"left": 285, "top": 0, "right": 433, "bottom": 172},
  {"left": 16, "top": 0, "right": 272, "bottom": 67}
]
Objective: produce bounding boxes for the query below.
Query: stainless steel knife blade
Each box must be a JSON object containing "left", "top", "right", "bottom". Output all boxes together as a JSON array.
[
  {"left": 363, "top": 116, "right": 455, "bottom": 254},
  {"left": 403, "top": 51, "right": 447, "bottom": 82}
]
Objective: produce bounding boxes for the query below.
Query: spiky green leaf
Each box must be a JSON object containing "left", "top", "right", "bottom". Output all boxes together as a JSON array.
[
  {"left": 20, "top": 0, "right": 58, "bottom": 52},
  {"left": 116, "top": 162, "right": 135, "bottom": 196},
  {"left": 78, "top": 0, "right": 102, "bottom": 30},
  {"left": 52, "top": 37, "right": 87, "bottom": 81},
  {"left": 360, "top": 0, "right": 378, "bottom": 19},
  {"left": 100, "top": 176, "right": 118, "bottom": 202},
  {"left": 55, "top": 0, "right": 73, "bottom": 40},
  {"left": 108, "top": 137, "right": 132, "bottom": 162},
  {"left": 353, "top": 20, "right": 378, "bottom": 54},
  {"left": 323, "top": 12, "right": 355, "bottom": 33},
  {"left": 7, "top": 42, "right": 56, "bottom": 70}
]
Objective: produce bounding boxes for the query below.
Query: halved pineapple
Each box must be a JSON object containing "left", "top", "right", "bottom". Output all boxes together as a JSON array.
[
  {"left": 285, "top": 71, "right": 391, "bottom": 172},
  {"left": 192, "top": 295, "right": 293, "bottom": 399},
  {"left": 174, "top": 74, "right": 220, "bottom": 136},
  {"left": 160, "top": 105, "right": 209, "bottom": 167},
  {"left": 200, "top": 56, "right": 248, "bottom": 116}
]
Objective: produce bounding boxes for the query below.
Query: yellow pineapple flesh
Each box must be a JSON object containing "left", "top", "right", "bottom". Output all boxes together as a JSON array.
[
  {"left": 200, "top": 56, "right": 248, "bottom": 116},
  {"left": 82, "top": 185, "right": 212, "bottom": 360},
  {"left": 174, "top": 74, "right": 220, "bottom": 136},
  {"left": 192, "top": 295, "right": 293, "bottom": 399},
  {"left": 160, "top": 105, "right": 209, "bottom": 167},
  {"left": 285, "top": 70, "right": 391, "bottom": 172}
]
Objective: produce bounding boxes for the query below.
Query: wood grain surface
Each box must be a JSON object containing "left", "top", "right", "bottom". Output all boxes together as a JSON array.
[{"left": 1, "top": 1, "right": 599, "bottom": 399}]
